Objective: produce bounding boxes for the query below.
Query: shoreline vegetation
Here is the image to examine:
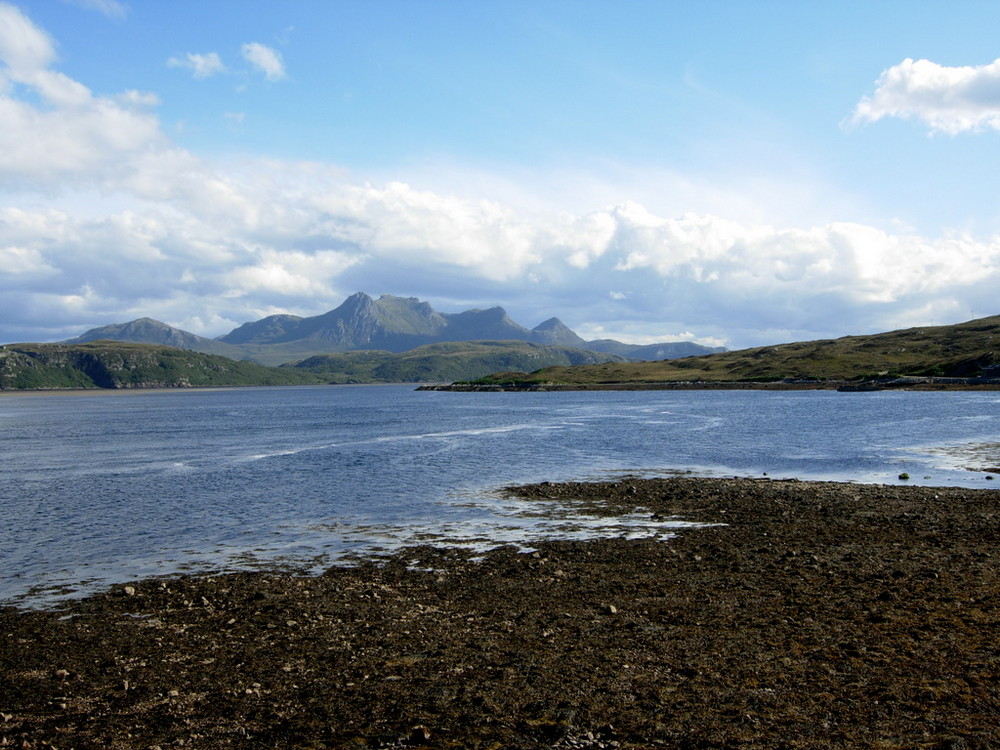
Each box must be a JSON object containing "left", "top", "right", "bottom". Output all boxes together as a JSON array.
[
  {"left": 419, "top": 377, "right": 1000, "bottom": 392},
  {"left": 423, "top": 314, "right": 1000, "bottom": 392},
  {"left": 3, "top": 475, "right": 1000, "bottom": 748},
  {"left": 2, "top": 313, "right": 999, "bottom": 391}
]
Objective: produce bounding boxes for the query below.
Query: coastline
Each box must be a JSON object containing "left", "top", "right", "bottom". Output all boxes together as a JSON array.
[
  {"left": 419, "top": 379, "right": 1000, "bottom": 392},
  {"left": 3, "top": 476, "right": 999, "bottom": 748}
]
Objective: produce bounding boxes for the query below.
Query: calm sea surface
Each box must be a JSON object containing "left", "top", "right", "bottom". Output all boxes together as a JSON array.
[{"left": 2, "top": 385, "right": 999, "bottom": 606}]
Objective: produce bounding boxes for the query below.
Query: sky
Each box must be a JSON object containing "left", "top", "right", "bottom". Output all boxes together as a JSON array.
[{"left": 4, "top": 1, "right": 1000, "bottom": 349}]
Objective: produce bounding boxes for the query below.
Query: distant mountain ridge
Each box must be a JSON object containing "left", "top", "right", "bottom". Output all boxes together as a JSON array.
[
  {"left": 215, "top": 293, "right": 587, "bottom": 352},
  {"left": 66, "top": 318, "right": 245, "bottom": 359},
  {"left": 63, "top": 293, "right": 724, "bottom": 366}
]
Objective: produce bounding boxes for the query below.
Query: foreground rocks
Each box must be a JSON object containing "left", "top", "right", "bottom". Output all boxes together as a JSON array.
[{"left": 2, "top": 476, "right": 999, "bottom": 749}]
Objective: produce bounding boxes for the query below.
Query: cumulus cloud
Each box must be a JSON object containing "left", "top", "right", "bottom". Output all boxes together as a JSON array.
[
  {"left": 0, "top": 2, "right": 56, "bottom": 72},
  {"left": 2, "top": 5, "right": 999, "bottom": 348},
  {"left": 224, "top": 249, "right": 364, "bottom": 299},
  {"left": 167, "top": 52, "right": 226, "bottom": 79},
  {"left": 850, "top": 57, "right": 1000, "bottom": 134},
  {"left": 241, "top": 42, "right": 285, "bottom": 81},
  {"left": 0, "top": 3, "right": 163, "bottom": 187},
  {"left": 4, "top": 157, "right": 1000, "bottom": 346}
]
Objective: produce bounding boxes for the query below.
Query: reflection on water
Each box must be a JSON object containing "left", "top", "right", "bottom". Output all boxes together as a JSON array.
[{"left": 915, "top": 441, "right": 1000, "bottom": 474}]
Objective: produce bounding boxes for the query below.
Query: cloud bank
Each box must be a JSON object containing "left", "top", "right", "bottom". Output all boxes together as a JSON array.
[
  {"left": 1, "top": 3, "right": 998, "bottom": 349},
  {"left": 851, "top": 57, "right": 1000, "bottom": 134}
]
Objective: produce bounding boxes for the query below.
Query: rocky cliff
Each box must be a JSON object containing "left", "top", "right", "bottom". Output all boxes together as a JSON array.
[{"left": 0, "top": 342, "right": 316, "bottom": 390}]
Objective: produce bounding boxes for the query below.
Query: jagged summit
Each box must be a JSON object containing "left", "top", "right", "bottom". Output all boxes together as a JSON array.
[{"left": 64, "top": 293, "right": 725, "bottom": 366}]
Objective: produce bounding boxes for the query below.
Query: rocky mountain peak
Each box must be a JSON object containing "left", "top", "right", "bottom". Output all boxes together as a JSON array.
[
  {"left": 63, "top": 293, "right": 727, "bottom": 365},
  {"left": 531, "top": 317, "right": 586, "bottom": 347}
]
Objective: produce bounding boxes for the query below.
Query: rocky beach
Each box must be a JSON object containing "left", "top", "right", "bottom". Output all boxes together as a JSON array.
[{"left": 2, "top": 476, "right": 999, "bottom": 749}]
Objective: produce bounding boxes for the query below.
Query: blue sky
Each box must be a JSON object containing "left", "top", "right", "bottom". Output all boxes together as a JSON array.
[{"left": 4, "top": 0, "right": 1000, "bottom": 349}]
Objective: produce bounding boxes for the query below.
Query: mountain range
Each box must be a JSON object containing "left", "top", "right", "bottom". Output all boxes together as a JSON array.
[
  {"left": 6, "top": 312, "right": 998, "bottom": 391},
  {"left": 63, "top": 293, "right": 725, "bottom": 366}
]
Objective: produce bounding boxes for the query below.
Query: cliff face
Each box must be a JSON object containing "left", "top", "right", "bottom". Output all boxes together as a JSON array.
[{"left": 0, "top": 343, "right": 316, "bottom": 390}]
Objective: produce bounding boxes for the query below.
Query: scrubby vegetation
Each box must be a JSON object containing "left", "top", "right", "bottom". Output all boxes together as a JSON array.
[
  {"left": 471, "top": 315, "right": 1000, "bottom": 386},
  {"left": 285, "top": 340, "right": 623, "bottom": 383},
  {"left": 0, "top": 342, "right": 323, "bottom": 390}
]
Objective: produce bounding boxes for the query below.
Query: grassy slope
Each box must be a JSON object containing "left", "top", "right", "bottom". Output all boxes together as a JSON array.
[
  {"left": 286, "top": 340, "right": 623, "bottom": 383},
  {"left": 473, "top": 315, "right": 1000, "bottom": 385},
  {"left": 0, "top": 341, "right": 324, "bottom": 390}
]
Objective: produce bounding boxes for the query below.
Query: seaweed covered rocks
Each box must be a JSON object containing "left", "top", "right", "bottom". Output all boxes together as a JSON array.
[{"left": 2, "top": 476, "right": 999, "bottom": 748}]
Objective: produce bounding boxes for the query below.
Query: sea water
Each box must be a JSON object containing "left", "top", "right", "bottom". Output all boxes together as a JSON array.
[{"left": 2, "top": 385, "right": 999, "bottom": 606}]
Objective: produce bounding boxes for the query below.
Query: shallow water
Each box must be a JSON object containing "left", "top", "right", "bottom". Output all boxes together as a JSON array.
[{"left": 2, "top": 385, "right": 998, "bottom": 606}]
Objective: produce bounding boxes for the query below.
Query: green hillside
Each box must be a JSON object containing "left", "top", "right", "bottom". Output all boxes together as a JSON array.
[
  {"left": 470, "top": 315, "right": 1000, "bottom": 386},
  {"left": 0, "top": 341, "right": 323, "bottom": 390},
  {"left": 286, "top": 340, "right": 624, "bottom": 383}
]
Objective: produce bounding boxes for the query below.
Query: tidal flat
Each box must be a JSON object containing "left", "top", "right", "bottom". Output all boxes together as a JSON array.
[{"left": 2, "top": 476, "right": 999, "bottom": 749}]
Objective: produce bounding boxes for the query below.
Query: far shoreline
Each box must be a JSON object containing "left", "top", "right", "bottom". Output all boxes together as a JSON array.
[{"left": 419, "top": 379, "right": 1000, "bottom": 392}]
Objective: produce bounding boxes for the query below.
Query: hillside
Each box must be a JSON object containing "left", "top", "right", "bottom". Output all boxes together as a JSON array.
[
  {"left": 217, "top": 293, "right": 573, "bottom": 359},
  {"left": 62, "top": 318, "right": 246, "bottom": 359},
  {"left": 284, "top": 340, "right": 626, "bottom": 383},
  {"left": 60, "top": 293, "right": 723, "bottom": 366},
  {"left": 0, "top": 342, "right": 322, "bottom": 390},
  {"left": 467, "top": 315, "right": 1000, "bottom": 387}
]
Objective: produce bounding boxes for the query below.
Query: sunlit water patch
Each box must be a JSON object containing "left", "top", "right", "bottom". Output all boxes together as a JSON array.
[{"left": 3, "top": 385, "right": 1000, "bottom": 607}]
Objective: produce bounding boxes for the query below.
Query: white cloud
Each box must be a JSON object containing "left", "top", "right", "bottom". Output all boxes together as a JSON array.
[
  {"left": 308, "top": 181, "right": 547, "bottom": 282},
  {"left": 0, "top": 4, "right": 163, "bottom": 188},
  {"left": 241, "top": 42, "right": 285, "bottom": 82},
  {"left": 850, "top": 57, "right": 1000, "bottom": 134},
  {"left": 3, "top": 5, "right": 1000, "bottom": 348},
  {"left": 0, "top": 244, "right": 55, "bottom": 275},
  {"left": 167, "top": 52, "right": 226, "bottom": 79},
  {"left": 63, "top": 0, "right": 127, "bottom": 19},
  {"left": 0, "top": 2, "right": 56, "bottom": 73},
  {"left": 223, "top": 248, "right": 364, "bottom": 298},
  {"left": 4, "top": 151, "right": 1000, "bottom": 346}
]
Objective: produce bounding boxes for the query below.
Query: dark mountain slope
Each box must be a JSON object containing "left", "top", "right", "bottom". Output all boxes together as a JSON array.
[
  {"left": 218, "top": 314, "right": 304, "bottom": 345},
  {"left": 285, "top": 340, "right": 626, "bottom": 384},
  {"left": 57, "top": 293, "right": 725, "bottom": 367},
  {"left": 531, "top": 318, "right": 588, "bottom": 347},
  {"left": 0, "top": 342, "right": 320, "bottom": 390},
  {"left": 64, "top": 318, "right": 244, "bottom": 358}
]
